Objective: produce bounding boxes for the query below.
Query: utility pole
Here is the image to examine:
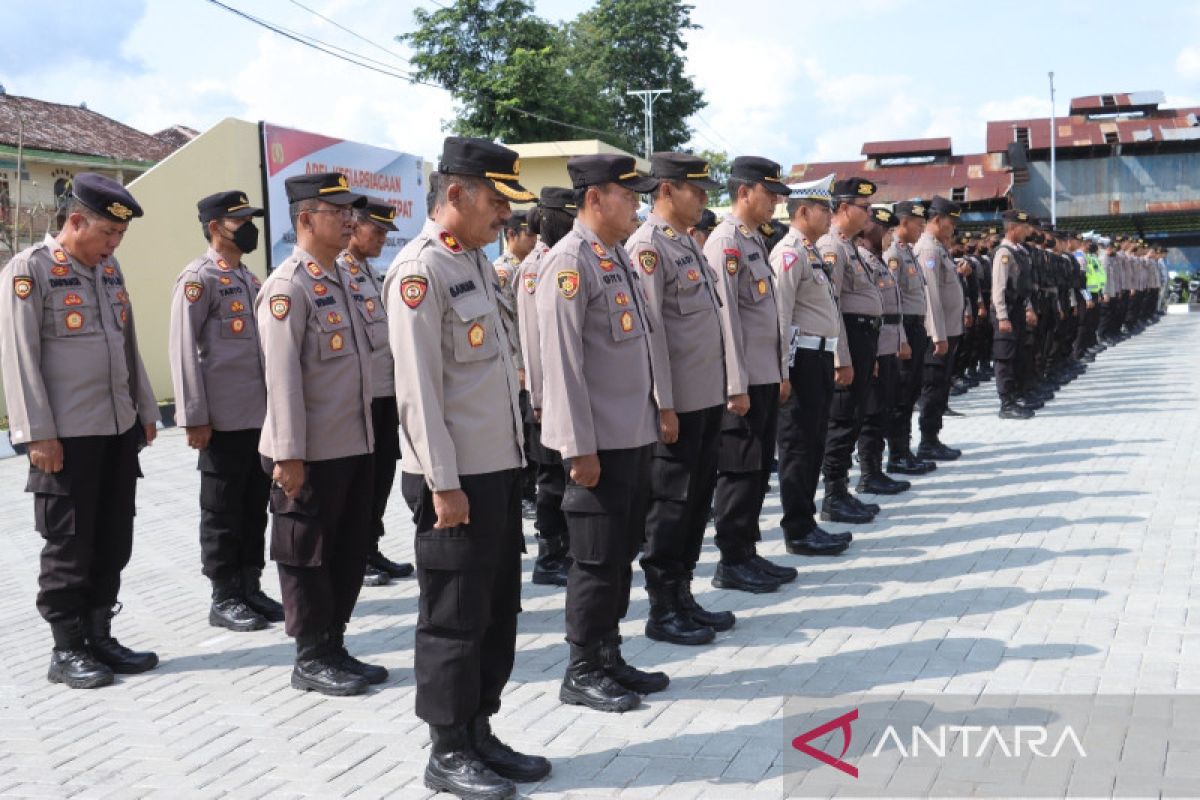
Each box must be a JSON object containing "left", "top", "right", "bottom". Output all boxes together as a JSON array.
[
  {"left": 626, "top": 89, "right": 671, "bottom": 159},
  {"left": 1048, "top": 71, "right": 1057, "bottom": 227}
]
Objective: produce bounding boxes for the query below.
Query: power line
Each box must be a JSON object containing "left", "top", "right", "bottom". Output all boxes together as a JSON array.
[
  {"left": 692, "top": 112, "right": 736, "bottom": 153},
  {"left": 285, "top": 0, "right": 414, "bottom": 67},
  {"left": 508, "top": 106, "right": 622, "bottom": 140}
]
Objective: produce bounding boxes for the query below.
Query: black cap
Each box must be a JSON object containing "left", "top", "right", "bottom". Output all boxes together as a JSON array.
[
  {"left": 894, "top": 199, "right": 928, "bottom": 219},
  {"left": 71, "top": 172, "right": 143, "bottom": 223},
  {"left": 730, "top": 156, "right": 790, "bottom": 196},
  {"left": 1001, "top": 209, "right": 1032, "bottom": 224},
  {"left": 868, "top": 205, "right": 898, "bottom": 227},
  {"left": 927, "top": 195, "right": 962, "bottom": 219},
  {"left": 567, "top": 154, "right": 658, "bottom": 193},
  {"left": 831, "top": 177, "right": 877, "bottom": 200},
  {"left": 438, "top": 136, "right": 534, "bottom": 202},
  {"left": 285, "top": 172, "right": 367, "bottom": 207},
  {"left": 197, "top": 190, "right": 264, "bottom": 224},
  {"left": 360, "top": 198, "right": 399, "bottom": 231},
  {"left": 504, "top": 210, "right": 530, "bottom": 231},
  {"left": 539, "top": 186, "right": 576, "bottom": 213},
  {"left": 693, "top": 208, "right": 717, "bottom": 233},
  {"left": 650, "top": 152, "right": 721, "bottom": 190}
]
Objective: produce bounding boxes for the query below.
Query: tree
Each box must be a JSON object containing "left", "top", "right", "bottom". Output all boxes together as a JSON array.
[{"left": 695, "top": 148, "right": 730, "bottom": 206}]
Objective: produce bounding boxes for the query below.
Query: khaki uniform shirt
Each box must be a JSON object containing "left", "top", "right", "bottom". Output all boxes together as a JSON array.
[
  {"left": 625, "top": 212, "right": 725, "bottom": 414},
  {"left": 771, "top": 227, "right": 843, "bottom": 375},
  {"left": 859, "top": 244, "right": 906, "bottom": 357},
  {"left": 913, "top": 231, "right": 964, "bottom": 340},
  {"left": 385, "top": 219, "right": 523, "bottom": 491},
  {"left": 516, "top": 241, "right": 550, "bottom": 408},
  {"left": 0, "top": 234, "right": 159, "bottom": 444},
  {"left": 884, "top": 241, "right": 928, "bottom": 316},
  {"left": 536, "top": 219, "right": 657, "bottom": 459},
  {"left": 336, "top": 250, "right": 393, "bottom": 398},
  {"left": 255, "top": 246, "right": 374, "bottom": 463},
  {"left": 169, "top": 246, "right": 266, "bottom": 431},
  {"left": 704, "top": 213, "right": 782, "bottom": 394},
  {"left": 817, "top": 223, "right": 883, "bottom": 367},
  {"left": 492, "top": 250, "right": 524, "bottom": 371}
]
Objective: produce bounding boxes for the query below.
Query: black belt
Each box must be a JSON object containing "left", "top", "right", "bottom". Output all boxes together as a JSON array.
[
  {"left": 882, "top": 314, "right": 901, "bottom": 324},
  {"left": 903, "top": 314, "right": 925, "bottom": 325},
  {"left": 843, "top": 313, "right": 882, "bottom": 332}
]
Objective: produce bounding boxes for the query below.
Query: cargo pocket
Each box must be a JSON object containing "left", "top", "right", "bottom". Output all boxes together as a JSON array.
[
  {"left": 561, "top": 483, "right": 619, "bottom": 566},
  {"left": 993, "top": 334, "right": 1018, "bottom": 361},
  {"left": 268, "top": 481, "right": 323, "bottom": 567},
  {"left": 718, "top": 411, "right": 761, "bottom": 473},
  {"left": 26, "top": 470, "right": 74, "bottom": 538},
  {"left": 414, "top": 525, "right": 482, "bottom": 571}
]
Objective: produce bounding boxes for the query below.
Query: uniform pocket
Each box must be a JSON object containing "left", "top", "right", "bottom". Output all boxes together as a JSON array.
[
  {"left": 414, "top": 526, "right": 484, "bottom": 571},
  {"left": 219, "top": 314, "right": 253, "bottom": 339},
  {"left": 675, "top": 282, "right": 712, "bottom": 315},
  {"left": 451, "top": 291, "right": 500, "bottom": 362},
  {"left": 53, "top": 308, "right": 97, "bottom": 337},
  {"left": 270, "top": 515, "right": 324, "bottom": 567},
  {"left": 26, "top": 469, "right": 74, "bottom": 537}
]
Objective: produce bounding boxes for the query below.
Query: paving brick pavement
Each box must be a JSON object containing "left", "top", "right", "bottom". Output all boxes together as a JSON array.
[{"left": 0, "top": 315, "right": 1197, "bottom": 799}]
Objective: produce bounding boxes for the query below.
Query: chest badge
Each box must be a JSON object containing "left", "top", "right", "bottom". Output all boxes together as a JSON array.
[
  {"left": 598, "top": 259, "right": 614, "bottom": 272},
  {"left": 756, "top": 278, "right": 769, "bottom": 296},
  {"left": 218, "top": 275, "right": 232, "bottom": 285},
  {"left": 312, "top": 282, "right": 328, "bottom": 297},
  {"left": 330, "top": 332, "right": 345, "bottom": 351},
  {"left": 103, "top": 265, "right": 116, "bottom": 276},
  {"left": 523, "top": 272, "right": 537, "bottom": 294},
  {"left": 365, "top": 298, "right": 377, "bottom": 314},
  {"left": 467, "top": 322, "right": 486, "bottom": 348},
  {"left": 65, "top": 311, "right": 84, "bottom": 330},
  {"left": 619, "top": 310, "right": 634, "bottom": 332},
  {"left": 591, "top": 242, "right": 608, "bottom": 259},
  {"left": 614, "top": 292, "right": 630, "bottom": 307},
  {"left": 51, "top": 265, "right": 69, "bottom": 277},
  {"left": 686, "top": 268, "right": 700, "bottom": 282},
  {"left": 230, "top": 317, "right": 245, "bottom": 334},
  {"left": 326, "top": 311, "right": 343, "bottom": 325},
  {"left": 63, "top": 293, "right": 84, "bottom": 307},
  {"left": 230, "top": 300, "right": 245, "bottom": 313}
]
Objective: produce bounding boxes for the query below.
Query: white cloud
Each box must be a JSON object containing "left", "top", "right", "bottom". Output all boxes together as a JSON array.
[{"left": 1177, "top": 46, "right": 1200, "bottom": 82}]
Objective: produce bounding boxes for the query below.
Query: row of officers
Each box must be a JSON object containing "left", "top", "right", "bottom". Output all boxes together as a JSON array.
[{"left": 0, "top": 142, "right": 1167, "bottom": 799}]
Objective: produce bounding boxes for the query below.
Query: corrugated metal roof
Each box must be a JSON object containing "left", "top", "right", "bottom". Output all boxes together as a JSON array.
[
  {"left": 0, "top": 93, "right": 172, "bottom": 163},
  {"left": 789, "top": 152, "right": 1011, "bottom": 205},
  {"left": 986, "top": 106, "right": 1200, "bottom": 153},
  {"left": 861, "top": 137, "right": 952, "bottom": 158}
]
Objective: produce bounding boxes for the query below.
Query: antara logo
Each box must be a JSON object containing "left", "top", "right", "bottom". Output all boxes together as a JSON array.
[{"left": 792, "top": 709, "right": 858, "bottom": 778}]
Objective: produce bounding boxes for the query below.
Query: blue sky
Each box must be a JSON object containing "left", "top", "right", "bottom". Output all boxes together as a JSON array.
[{"left": 3, "top": 0, "right": 1199, "bottom": 169}]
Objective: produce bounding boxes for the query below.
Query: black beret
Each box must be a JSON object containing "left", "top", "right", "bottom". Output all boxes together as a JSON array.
[
  {"left": 284, "top": 172, "right": 366, "bottom": 207},
  {"left": 832, "top": 177, "right": 877, "bottom": 200},
  {"left": 71, "top": 172, "right": 143, "bottom": 222},
  {"left": 730, "top": 156, "right": 790, "bottom": 195},
  {"left": 504, "top": 210, "right": 530, "bottom": 231},
  {"left": 651, "top": 152, "right": 721, "bottom": 190},
  {"left": 197, "top": 189, "right": 263, "bottom": 224},
  {"left": 567, "top": 154, "right": 658, "bottom": 193},
  {"left": 868, "top": 205, "right": 898, "bottom": 227},
  {"left": 894, "top": 200, "right": 928, "bottom": 219},
  {"left": 539, "top": 186, "right": 576, "bottom": 213},
  {"left": 438, "top": 136, "right": 534, "bottom": 202}
]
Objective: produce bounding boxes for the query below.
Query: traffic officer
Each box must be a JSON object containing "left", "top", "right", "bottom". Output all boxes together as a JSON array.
[
  {"left": 338, "top": 199, "right": 413, "bottom": 587},
  {"left": 884, "top": 200, "right": 935, "bottom": 475},
  {"left": 914, "top": 196, "right": 965, "bottom": 462},
  {"left": 517, "top": 187, "right": 575, "bottom": 587},
  {"left": 855, "top": 205, "right": 911, "bottom": 495},
  {"left": 386, "top": 138, "right": 549, "bottom": 799},
  {"left": 626, "top": 152, "right": 730, "bottom": 646},
  {"left": 0, "top": 173, "right": 159, "bottom": 688},
  {"left": 494, "top": 210, "right": 537, "bottom": 512},
  {"left": 991, "top": 209, "right": 1037, "bottom": 419},
  {"left": 256, "top": 172, "right": 383, "bottom": 698},
  {"left": 772, "top": 174, "right": 851, "bottom": 556},
  {"left": 818, "top": 177, "right": 883, "bottom": 525},
  {"left": 704, "top": 156, "right": 793, "bottom": 594},
  {"left": 169, "top": 189, "right": 284, "bottom": 633},
  {"left": 538, "top": 153, "right": 664, "bottom": 713}
]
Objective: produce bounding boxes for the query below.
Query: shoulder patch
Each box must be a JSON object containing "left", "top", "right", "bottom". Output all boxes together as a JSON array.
[
  {"left": 400, "top": 275, "right": 429, "bottom": 309},
  {"left": 270, "top": 294, "right": 290, "bottom": 320},
  {"left": 13, "top": 276, "right": 33, "bottom": 300},
  {"left": 1001, "top": 255, "right": 1011, "bottom": 265},
  {"left": 556, "top": 270, "right": 580, "bottom": 300},
  {"left": 724, "top": 248, "right": 740, "bottom": 275},
  {"left": 439, "top": 230, "right": 463, "bottom": 253},
  {"left": 523, "top": 272, "right": 537, "bottom": 294},
  {"left": 781, "top": 252, "right": 798, "bottom": 273},
  {"left": 638, "top": 250, "right": 658, "bottom": 275},
  {"left": 184, "top": 281, "right": 204, "bottom": 303}
]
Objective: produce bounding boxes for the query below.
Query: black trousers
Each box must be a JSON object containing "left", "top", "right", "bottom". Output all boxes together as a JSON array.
[
  {"left": 402, "top": 469, "right": 523, "bottom": 727},
  {"left": 641, "top": 404, "right": 722, "bottom": 587},
  {"left": 266, "top": 454, "right": 373, "bottom": 638},
  {"left": 777, "top": 348, "right": 834, "bottom": 537},
  {"left": 887, "top": 318, "right": 927, "bottom": 451},
  {"left": 822, "top": 320, "right": 878, "bottom": 482},
  {"left": 370, "top": 396, "right": 401, "bottom": 546},
  {"left": 31, "top": 425, "right": 141, "bottom": 623},
  {"left": 527, "top": 420, "right": 567, "bottom": 542},
  {"left": 918, "top": 334, "right": 960, "bottom": 437},
  {"left": 198, "top": 428, "right": 270, "bottom": 582},
  {"left": 858, "top": 353, "right": 899, "bottom": 463},
  {"left": 714, "top": 383, "right": 779, "bottom": 565},
  {"left": 563, "top": 447, "right": 651, "bottom": 646},
  {"left": 992, "top": 312, "right": 1026, "bottom": 399}
]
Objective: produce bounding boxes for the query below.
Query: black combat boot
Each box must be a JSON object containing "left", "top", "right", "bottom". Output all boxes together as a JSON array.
[
  {"left": 328, "top": 622, "right": 388, "bottom": 684},
  {"left": 47, "top": 619, "right": 113, "bottom": 689},
  {"left": 242, "top": 567, "right": 286, "bottom": 622},
  {"left": 916, "top": 436, "right": 962, "bottom": 461},
  {"left": 362, "top": 562, "right": 391, "bottom": 587},
  {"left": 999, "top": 396, "right": 1034, "bottom": 419},
  {"left": 821, "top": 479, "right": 875, "bottom": 524},
  {"left": 645, "top": 583, "right": 715, "bottom": 646},
  {"left": 599, "top": 633, "right": 669, "bottom": 694},
  {"left": 711, "top": 560, "right": 781, "bottom": 593},
  {"left": 291, "top": 633, "right": 368, "bottom": 696},
  {"left": 887, "top": 443, "right": 937, "bottom": 475},
  {"left": 785, "top": 526, "right": 851, "bottom": 556},
  {"left": 83, "top": 606, "right": 158, "bottom": 674},
  {"left": 425, "top": 724, "right": 516, "bottom": 800},
  {"left": 209, "top": 577, "right": 269, "bottom": 632},
  {"left": 676, "top": 575, "right": 735, "bottom": 631},
  {"left": 559, "top": 642, "right": 640, "bottom": 712},
  {"left": 748, "top": 553, "right": 798, "bottom": 583},
  {"left": 857, "top": 454, "right": 910, "bottom": 496},
  {"left": 531, "top": 535, "right": 569, "bottom": 586},
  {"left": 367, "top": 549, "right": 413, "bottom": 579},
  {"left": 468, "top": 716, "right": 552, "bottom": 783}
]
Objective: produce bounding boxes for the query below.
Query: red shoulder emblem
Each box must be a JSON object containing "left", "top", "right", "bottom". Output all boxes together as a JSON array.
[
  {"left": 781, "top": 252, "right": 798, "bottom": 273},
  {"left": 638, "top": 250, "right": 658, "bottom": 275},
  {"left": 401, "top": 275, "right": 429, "bottom": 309},
  {"left": 439, "top": 231, "right": 463, "bottom": 253},
  {"left": 724, "top": 248, "right": 740, "bottom": 275},
  {"left": 270, "top": 295, "right": 290, "bottom": 320},
  {"left": 13, "top": 276, "right": 33, "bottom": 300},
  {"left": 184, "top": 282, "right": 204, "bottom": 303}
]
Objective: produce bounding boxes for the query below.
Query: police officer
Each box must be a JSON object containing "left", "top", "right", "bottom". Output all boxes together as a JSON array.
[
  {"left": 914, "top": 196, "right": 965, "bottom": 462},
  {"left": 257, "top": 172, "right": 384, "bottom": 698},
  {"left": 494, "top": 211, "right": 537, "bottom": 512},
  {"left": 991, "top": 209, "right": 1037, "bottom": 419},
  {"left": 688, "top": 208, "right": 718, "bottom": 247},
  {"left": 884, "top": 201, "right": 936, "bottom": 476},
  {"left": 818, "top": 177, "right": 883, "bottom": 525},
  {"left": 517, "top": 188, "right": 575, "bottom": 587},
  {"left": 387, "top": 138, "right": 549, "bottom": 799},
  {"left": 855, "top": 205, "right": 912, "bottom": 495},
  {"left": 704, "top": 156, "right": 793, "bottom": 594},
  {"left": 0, "top": 173, "right": 159, "bottom": 688},
  {"left": 169, "top": 189, "right": 284, "bottom": 632},
  {"left": 772, "top": 175, "right": 851, "bottom": 556},
  {"left": 626, "top": 152, "right": 730, "bottom": 646},
  {"left": 338, "top": 200, "right": 413, "bottom": 587},
  {"left": 538, "top": 153, "right": 665, "bottom": 713}
]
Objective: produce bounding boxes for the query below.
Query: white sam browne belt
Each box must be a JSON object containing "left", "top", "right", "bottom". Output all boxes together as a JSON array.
[{"left": 787, "top": 326, "right": 838, "bottom": 365}]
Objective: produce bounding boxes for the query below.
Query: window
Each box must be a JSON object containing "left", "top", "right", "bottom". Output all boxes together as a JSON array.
[{"left": 951, "top": 187, "right": 966, "bottom": 203}]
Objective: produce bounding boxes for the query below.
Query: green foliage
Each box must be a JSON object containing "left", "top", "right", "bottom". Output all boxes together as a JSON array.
[{"left": 695, "top": 148, "right": 730, "bottom": 206}]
